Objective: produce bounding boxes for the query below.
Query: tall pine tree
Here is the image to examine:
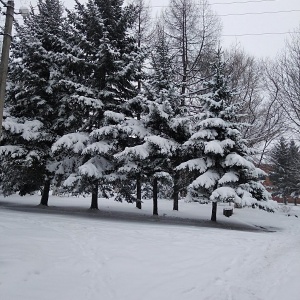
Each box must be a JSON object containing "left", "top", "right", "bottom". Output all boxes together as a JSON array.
[
  {"left": 0, "top": 0, "right": 75, "bottom": 205},
  {"left": 52, "top": 0, "right": 142, "bottom": 209},
  {"left": 115, "top": 25, "right": 190, "bottom": 214}
]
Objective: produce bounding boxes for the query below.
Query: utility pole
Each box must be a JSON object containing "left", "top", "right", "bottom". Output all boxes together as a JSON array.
[{"left": 0, "top": 0, "right": 14, "bottom": 138}]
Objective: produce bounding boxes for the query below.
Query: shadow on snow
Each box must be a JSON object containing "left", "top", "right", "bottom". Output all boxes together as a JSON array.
[{"left": 0, "top": 199, "right": 279, "bottom": 233}]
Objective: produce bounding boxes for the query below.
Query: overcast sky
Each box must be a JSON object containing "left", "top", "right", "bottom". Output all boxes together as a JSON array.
[
  {"left": 15, "top": 0, "right": 300, "bottom": 58},
  {"left": 146, "top": 0, "right": 300, "bottom": 58}
]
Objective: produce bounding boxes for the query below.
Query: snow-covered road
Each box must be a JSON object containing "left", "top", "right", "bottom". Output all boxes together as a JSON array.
[{"left": 0, "top": 195, "right": 299, "bottom": 300}]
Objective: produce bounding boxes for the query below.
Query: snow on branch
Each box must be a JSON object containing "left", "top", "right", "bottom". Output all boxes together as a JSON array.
[
  {"left": 204, "top": 140, "right": 224, "bottom": 155},
  {"left": 190, "top": 169, "right": 220, "bottom": 189},
  {"left": 197, "top": 117, "right": 227, "bottom": 129},
  {"left": 145, "top": 135, "right": 179, "bottom": 155},
  {"left": 190, "top": 129, "right": 218, "bottom": 140},
  {"left": 224, "top": 153, "right": 255, "bottom": 169},
  {"left": 218, "top": 171, "right": 239, "bottom": 185},
  {"left": 3, "top": 118, "right": 44, "bottom": 141},
  {"left": 91, "top": 126, "right": 119, "bottom": 139},
  {"left": 115, "top": 143, "right": 149, "bottom": 160},
  {"left": 79, "top": 157, "right": 112, "bottom": 179},
  {"left": 0, "top": 145, "right": 26, "bottom": 158},
  {"left": 63, "top": 174, "right": 80, "bottom": 187},
  {"left": 210, "top": 187, "right": 241, "bottom": 203},
  {"left": 118, "top": 119, "right": 149, "bottom": 139},
  {"left": 72, "top": 95, "right": 103, "bottom": 108},
  {"left": 176, "top": 158, "right": 211, "bottom": 173},
  {"left": 52, "top": 133, "right": 89, "bottom": 153},
  {"left": 104, "top": 111, "right": 125, "bottom": 122},
  {"left": 83, "top": 141, "right": 115, "bottom": 155}
]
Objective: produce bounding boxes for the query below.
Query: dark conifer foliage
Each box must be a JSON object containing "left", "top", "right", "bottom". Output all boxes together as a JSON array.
[
  {"left": 52, "top": 0, "right": 142, "bottom": 209},
  {"left": 115, "top": 25, "right": 190, "bottom": 214},
  {"left": 0, "top": 0, "right": 71, "bottom": 205},
  {"left": 269, "top": 138, "right": 300, "bottom": 204}
]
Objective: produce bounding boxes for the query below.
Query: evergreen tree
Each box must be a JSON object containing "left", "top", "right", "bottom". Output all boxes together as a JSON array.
[
  {"left": 269, "top": 138, "right": 300, "bottom": 204},
  {"left": 145, "top": 25, "right": 190, "bottom": 211},
  {"left": 287, "top": 140, "right": 300, "bottom": 205},
  {"left": 177, "top": 51, "right": 271, "bottom": 221},
  {"left": 0, "top": 0, "right": 74, "bottom": 205},
  {"left": 52, "top": 0, "right": 142, "bottom": 209},
  {"left": 115, "top": 25, "right": 190, "bottom": 214}
]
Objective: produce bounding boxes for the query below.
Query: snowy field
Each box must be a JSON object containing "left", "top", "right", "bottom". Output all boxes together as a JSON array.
[{"left": 0, "top": 195, "right": 300, "bottom": 300}]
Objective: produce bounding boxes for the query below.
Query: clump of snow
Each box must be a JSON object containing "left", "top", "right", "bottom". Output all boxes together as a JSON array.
[
  {"left": 204, "top": 140, "right": 224, "bottom": 155},
  {"left": 224, "top": 153, "right": 254, "bottom": 169},
  {"left": 78, "top": 157, "right": 112, "bottom": 178},
  {"left": 191, "top": 170, "right": 220, "bottom": 189},
  {"left": 115, "top": 144, "right": 149, "bottom": 160},
  {"left": 3, "top": 118, "right": 44, "bottom": 140},
  {"left": 83, "top": 141, "right": 115, "bottom": 155},
  {"left": 104, "top": 110, "right": 125, "bottom": 122},
  {"left": 219, "top": 171, "right": 239, "bottom": 184},
  {"left": 210, "top": 186, "right": 240, "bottom": 202},
  {"left": 145, "top": 135, "right": 179, "bottom": 154},
  {"left": 176, "top": 158, "right": 212, "bottom": 173},
  {"left": 52, "top": 133, "right": 89, "bottom": 153}
]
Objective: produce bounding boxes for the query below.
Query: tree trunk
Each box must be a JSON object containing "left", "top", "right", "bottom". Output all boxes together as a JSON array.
[
  {"left": 294, "top": 198, "right": 297, "bottom": 206},
  {"left": 153, "top": 178, "right": 158, "bottom": 215},
  {"left": 211, "top": 202, "right": 217, "bottom": 222},
  {"left": 136, "top": 175, "right": 142, "bottom": 209},
  {"left": 173, "top": 172, "right": 179, "bottom": 211},
  {"left": 40, "top": 179, "right": 51, "bottom": 206},
  {"left": 90, "top": 183, "right": 99, "bottom": 210}
]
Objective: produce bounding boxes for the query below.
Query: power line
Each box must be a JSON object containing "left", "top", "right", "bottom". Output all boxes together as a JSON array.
[
  {"left": 219, "top": 9, "right": 300, "bottom": 17},
  {"left": 150, "top": 0, "right": 278, "bottom": 8},
  {"left": 147, "top": 9, "right": 300, "bottom": 18},
  {"left": 223, "top": 31, "right": 300, "bottom": 37},
  {"left": 211, "top": 0, "right": 277, "bottom": 5},
  {"left": 148, "top": 5, "right": 300, "bottom": 17}
]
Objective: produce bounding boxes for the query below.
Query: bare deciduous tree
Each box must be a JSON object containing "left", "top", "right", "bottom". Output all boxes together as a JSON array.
[
  {"left": 163, "top": 0, "right": 221, "bottom": 99},
  {"left": 270, "top": 29, "right": 300, "bottom": 134},
  {"left": 225, "top": 46, "right": 287, "bottom": 165}
]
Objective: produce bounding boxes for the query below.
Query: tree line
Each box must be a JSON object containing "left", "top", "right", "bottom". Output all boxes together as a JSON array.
[{"left": 1, "top": 0, "right": 297, "bottom": 221}]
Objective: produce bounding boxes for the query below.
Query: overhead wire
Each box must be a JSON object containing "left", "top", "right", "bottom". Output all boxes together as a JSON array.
[
  {"left": 144, "top": 1, "right": 300, "bottom": 37},
  {"left": 12, "top": 0, "right": 300, "bottom": 38},
  {"left": 223, "top": 31, "right": 300, "bottom": 37},
  {"left": 219, "top": 9, "right": 300, "bottom": 17},
  {"left": 150, "top": 0, "right": 278, "bottom": 8},
  {"left": 210, "top": 0, "right": 277, "bottom": 5}
]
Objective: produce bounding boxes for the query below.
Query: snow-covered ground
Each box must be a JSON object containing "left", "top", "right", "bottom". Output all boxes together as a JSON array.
[{"left": 0, "top": 195, "right": 299, "bottom": 300}]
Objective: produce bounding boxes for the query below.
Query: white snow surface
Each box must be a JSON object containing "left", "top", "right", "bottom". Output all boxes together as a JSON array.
[{"left": 1, "top": 195, "right": 300, "bottom": 300}]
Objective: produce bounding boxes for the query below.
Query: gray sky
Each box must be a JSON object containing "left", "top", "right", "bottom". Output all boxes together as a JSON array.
[{"left": 14, "top": 0, "right": 300, "bottom": 58}]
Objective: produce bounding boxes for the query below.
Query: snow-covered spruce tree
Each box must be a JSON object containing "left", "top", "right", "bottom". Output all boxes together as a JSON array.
[
  {"left": 145, "top": 25, "right": 190, "bottom": 211},
  {"left": 287, "top": 140, "right": 300, "bottom": 205},
  {"left": 115, "top": 136, "right": 178, "bottom": 215},
  {"left": 125, "top": 0, "right": 151, "bottom": 209},
  {"left": 52, "top": 0, "right": 142, "bottom": 209},
  {"left": 269, "top": 138, "right": 300, "bottom": 205},
  {"left": 0, "top": 0, "right": 76, "bottom": 205},
  {"left": 115, "top": 25, "right": 190, "bottom": 214},
  {"left": 177, "top": 51, "right": 271, "bottom": 221}
]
